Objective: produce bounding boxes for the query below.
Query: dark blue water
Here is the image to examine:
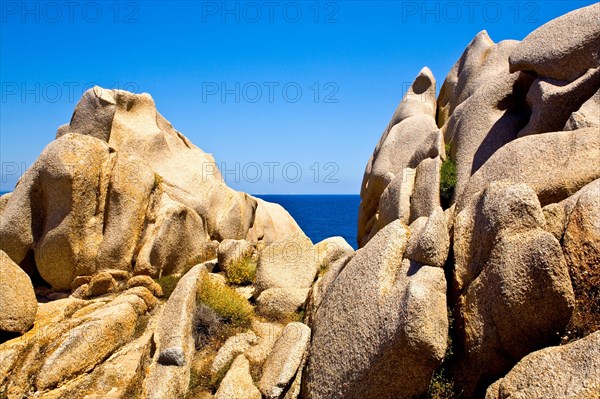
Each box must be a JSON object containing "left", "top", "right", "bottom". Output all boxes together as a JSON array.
[{"left": 257, "top": 195, "right": 360, "bottom": 249}]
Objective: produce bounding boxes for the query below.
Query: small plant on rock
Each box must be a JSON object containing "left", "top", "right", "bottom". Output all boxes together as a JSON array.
[
  {"left": 153, "top": 274, "right": 181, "bottom": 299},
  {"left": 440, "top": 144, "right": 457, "bottom": 209},
  {"left": 197, "top": 277, "right": 254, "bottom": 330},
  {"left": 225, "top": 256, "right": 257, "bottom": 286}
]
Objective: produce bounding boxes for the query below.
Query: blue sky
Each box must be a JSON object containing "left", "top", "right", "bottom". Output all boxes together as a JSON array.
[{"left": 1, "top": 0, "right": 595, "bottom": 193}]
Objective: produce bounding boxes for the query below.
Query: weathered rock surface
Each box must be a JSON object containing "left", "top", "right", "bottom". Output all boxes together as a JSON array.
[
  {"left": 211, "top": 331, "right": 258, "bottom": 376},
  {"left": 0, "top": 287, "right": 158, "bottom": 398},
  {"left": 313, "top": 236, "right": 353, "bottom": 268},
  {"left": 256, "top": 287, "right": 310, "bottom": 320},
  {"left": 214, "top": 354, "right": 261, "bottom": 399},
  {"left": 246, "top": 198, "right": 304, "bottom": 244},
  {"left": 410, "top": 156, "right": 442, "bottom": 222},
  {"left": 405, "top": 207, "right": 449, "bottom": 267},
  {"left": 458, "top": 128, "right": 600, "bottom": 210},
  {"left": 259, "top": 322, "right": 311, "bottom": 399},
  {"left": 561, "top": 180, "right": 600, "bottom": 339},
  {"left": 304, "top": 253, "right": 354, "bottom": 326},
  {"left": 0, "top": 193, "right": 11, "bottom": 217},
  {"left": 255, "top": 233, "right": 317, "bottom": 295},
  {"left": 443, "top": 37, "right": 532, "bottom": 201},
  {"left": 517, "top": 67, "right": 600, "bottom": 137},
  {"left": 358, "top": 67, "right": 441, "bottom": 247},
  {"left": 145, "top": 265, "right": 204, "bottom": 399},
  {"left": 485, "top": 331, "right": 600, "bottom": 399},
  {"left": 453, "top": 182, "right": 575, "bottom": 396},
  {"left": 304, "top": 221, "right": 447, "bottom": 399},
  {"left": 126, "top": 275, "right": 164, "bottom": 297},
  {"left": 217, "top": 239, "right": 257, "bottom": 273},
  {"left": 246, "top": 320, "right": 284, "bottom": 367},
  {"left": 509, "top": 3, "right": 600, "bottom": 82},
  {"left": 0, "top": 251, "right": 37, "bottom": 334},
  {"left": 564, "top": 88, "right": 600, "bottom": 131},
  {"left": 0, "top": 87, "right": 302, "bottom": 289}
]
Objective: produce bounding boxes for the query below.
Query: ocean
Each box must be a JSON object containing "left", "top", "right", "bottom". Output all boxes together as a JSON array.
[
  {"left": 0, "top": 192, "right": 361, "bottom": 250},
  {"left": 257, "top": 195, "right": 360, "bottom": 250}
]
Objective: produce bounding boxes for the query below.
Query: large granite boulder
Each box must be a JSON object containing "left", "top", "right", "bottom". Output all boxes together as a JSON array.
[
  {"left": 453, "top": 182, "right": 575, "bottom": 396},
  {"left": 313, "top": 236, "right": 353, "bottom": 268},
  {"left": 254, "top": 233, "right": 318, "bottom": 295},
  {"left": 457, "top": 127, "right": 600, "bottom": 211},
  {"left": 0, "top": 87, "right": 302, "bottom": 289},
  {"left": 441, "top": 33, "right": 533, "bottom": 201},
  {"left": 145, "top": 265, "right": 205, "bottom": 399},
  {"left": 561, "top": 181, "right": 600, "bottom": 339},
  {"left": 215, "top": 355, "right": 261, "bottom": 399},
  {"left": 259, "top": 322, "right": 311, "bottom": 399},
  {"left": 517, "top": 67, "right": 600, "bottom": 137},
  {"left": 509, "top": 3, "right": 600, "bottom": 82},
  {"left": 0, "top": 251, "right": 37, "bottom": 334},
  {"left": 304, "top": 220, "right": 447, "bottom": 399},
  {"left": 246, "top": 198, "right": 304, "bottom": 244},
  {"left": 358, "top": 67, "right": 442, "bottom": 247},
  {"left": 485, "top": 331, "right": 600, "bottom": 399}
]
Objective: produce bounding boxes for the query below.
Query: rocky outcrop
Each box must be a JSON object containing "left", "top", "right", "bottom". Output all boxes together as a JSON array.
[
  {"left": 313, "top": 236, "right": 353, "bottom": 268},
  {"left": 145, "top": 265, "right": 204, "bottom": 399},
  {"left": 0, "top": 251, "right": 37, "bottom": 334},
  {"left": 442, "top": 36, "right": 532, "bottom": 201},
  {"left": 508, "top": 3, "right": 600, "bottom": 82},
  {"left": 352, "top": 5, "right": 599, "bottom": 397},
  {"left": 255, "top": 233, "right": 318, "bottom": 295},
  {"left": 453, "top": 182, "right": 575, "bottom": 395},
  {"left": 0, "top": 288, "right": 159, "bottom": 398},
  {"left": 259, "top": 322, "right": 311, "bottom": 399},
  {"left": 0, "top": 87, "right": 302, "bottom": 290},
  {"left": 358, "top": 67, "right": 441, "bottom": 247},
  {"left": 485, "top": 331, "right": 600, "bottom": 399},
  {"left": 457, "top": 128, "right": 600, "bottom": 210},
  {"left": 2, "top": 5, "right": 600, "bottom": 397},
  {"left": 214, "top": 354, "right": 261, "bottom": 399},
  {"left": 256, "top": 288, "right": 310, "bottom": 320},
  {"left": 304, "top": 221, "right": 447, "bottom": 399}
]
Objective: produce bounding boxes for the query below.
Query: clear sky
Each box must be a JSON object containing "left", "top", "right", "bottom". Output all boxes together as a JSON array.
[{"left": 1, "top": 0, "right": 595, "bottom": 194}]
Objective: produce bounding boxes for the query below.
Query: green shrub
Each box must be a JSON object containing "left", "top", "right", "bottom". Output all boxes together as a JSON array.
[
  {"left": 154, "top": 275, "right": 181, "bottom": 299},
  {"left": 318, "top": 259, "right": 331, "bottom": 278},
  {"left": 197, "top": 277, "right": 254, "bottom": 329},
  {"left": 440, "top": 144, "right": 457, "bottom": 209},
  {"left": 225, "top": 256, "right": 257, "bottom": 286},
  {"left": 428, "top": 305, "right": 457, "bottom": 399},
  {"left": 428, "top": 370, "right": 455, "bottom": 399}
]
